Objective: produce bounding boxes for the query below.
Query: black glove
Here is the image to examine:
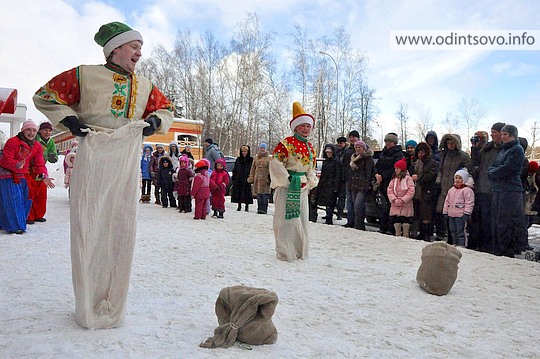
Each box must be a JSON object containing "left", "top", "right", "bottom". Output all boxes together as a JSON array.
[
  {"left": 60, "top": 116, "right": 89, "bottom": 137},
  {"left": 462, "top": 214, "right": 470, "bottom": 222},
  {"left": 47, "top": 152, "right": 58, "bottom": 163},
  {"left": 142, "top": 116, "right": 161, "bottom": 137}
]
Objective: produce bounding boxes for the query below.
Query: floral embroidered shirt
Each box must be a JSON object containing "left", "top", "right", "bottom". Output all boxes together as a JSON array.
[
  {"left": 269, "top": 135, "right": 318, "bottom": 190},
  {"left": 33, "top": 64, "right": 174, "bottom": 133}
]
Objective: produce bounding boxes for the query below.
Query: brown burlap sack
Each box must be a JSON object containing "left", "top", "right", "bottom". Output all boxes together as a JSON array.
[
  {"left": 200, "top": 286, "right": 278, "bottom": 348},
  {"left": 416, "top": 242, "right": 462, "bottom": 296}
]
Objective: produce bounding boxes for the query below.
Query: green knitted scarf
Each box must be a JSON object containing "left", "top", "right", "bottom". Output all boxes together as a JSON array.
[{"left": 284, "top": 134, "right": 312, "bottom": 220}]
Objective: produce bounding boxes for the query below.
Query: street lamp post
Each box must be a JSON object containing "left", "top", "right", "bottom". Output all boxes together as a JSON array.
[{"left": 319, "top": 51, "right": 339, "bottom": 133}]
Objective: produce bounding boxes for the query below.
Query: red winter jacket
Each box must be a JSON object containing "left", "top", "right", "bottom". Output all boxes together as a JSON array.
[
  {"left": 191, "top": 171, "right": 210, "bottom": 201},
  {"left": 0, "top": 134, "right": 47, "bottom": 181}
]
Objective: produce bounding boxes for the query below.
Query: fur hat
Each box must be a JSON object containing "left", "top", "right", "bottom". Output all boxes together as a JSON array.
[
  {"left": 415, "top": 142, "right": 432, "bottom": 158},
  {"left": 394, "top": 158, "right": 407, "bottom": 171},
  {"left": 348, "top": 130, "right": 360, "bottom": 139},
  {"left": 529, "top": 161, "right": 539, "bottom": 173},
  {"left": 354, "top": 140, "right": 367, "bottom": 149},
  {"left": 384, "top": 132, "right": 399, "bottom": 144},
  {"left": 455, "top": 169, "right": 470, "bottom": 183},
  {"left": 336, "top": 136, "right": 347, "bottom": 143},
  {"left": 491, "top": 122, "right": 506, "bottom": 132},
  {"left": 501, "top": 124, "right": 518, "bottom": 138},
  {"left": 39, "top": 121, "right": 53, "bottom": 131},
  {"left": 21, "top": 119, "right": 38, "bottom": 131},
  {"left": 290, "top": 102, "right": 315, "bottom": 131},
  {"left": 94, "top": 21, "right": 143, "bottom": 58},
  {"left": 155, "top": 143, "right": 165, "bottom": 150}
]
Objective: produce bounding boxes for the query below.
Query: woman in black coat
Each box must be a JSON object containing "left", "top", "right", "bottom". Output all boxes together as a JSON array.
[
  {"left": 316, "top": 144, "right": 342, "bottom": 225},
  {"left": 231, "top": 145, "right": 254, "bottom": 211}
]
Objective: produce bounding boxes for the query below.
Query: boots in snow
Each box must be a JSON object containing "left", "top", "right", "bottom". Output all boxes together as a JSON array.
[
  {"left": 394, "top": 223, "right": 402, "bottom": 237},
  {"left": 218, "top": 211, "right": 224, "bottom": 219},
  {"left": 245, "top": 204, "right": 249, "bottom": 212},
  {"left": 237, "top": 203, "right": 242, "bottom": 211},
  {"left": 402, "top": 223, "right": 411, "bottom": 238},
  {"left": 212, "top": 211, "right": 218, "bottom": 218}
]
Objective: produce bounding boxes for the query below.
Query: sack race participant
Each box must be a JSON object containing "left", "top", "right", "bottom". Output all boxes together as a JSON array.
[
  {"left": 269, "top": 102, "right": 318, "bottom": 262},
  {"left": 33, "top": 21, "right": 174, "bottom": 329}
]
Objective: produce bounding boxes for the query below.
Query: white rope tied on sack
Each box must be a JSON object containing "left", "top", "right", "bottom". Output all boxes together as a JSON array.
[{"left": 229, "top": 322, "right": 239, "bottom": 330}]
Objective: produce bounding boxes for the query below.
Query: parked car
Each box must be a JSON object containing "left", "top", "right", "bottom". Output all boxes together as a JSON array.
[{"left": 224, "top": 156, "right": 236, "bottom": 196}]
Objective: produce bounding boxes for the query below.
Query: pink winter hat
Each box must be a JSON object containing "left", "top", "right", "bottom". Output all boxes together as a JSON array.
[{"left": 21, "top": 119, "right": 38, "bottom": 131}]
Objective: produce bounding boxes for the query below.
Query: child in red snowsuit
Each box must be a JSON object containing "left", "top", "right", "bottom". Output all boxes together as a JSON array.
[
  {"left": 210, "top": 157, "right": 230, "bottom": 218},
  {"left": 191, "top": 160, "right": 211, "bottom": 220}
]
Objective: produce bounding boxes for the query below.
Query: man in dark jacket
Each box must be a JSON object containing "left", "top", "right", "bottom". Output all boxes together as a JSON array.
[
  {"left": 469, "top": 123, "right": 504, "bottom": 252},
  {"left": 342, "top": 131, "right": 360, "bottom": 227},
  {"left": 317, "top": 144, "right": 342, "bottom": 225},
  {"left": 334, "top": 136, "right": 348, "bottom": 220},
  {"left": 374, "top": 132, "right": 404, "bottom": 234},
  {"left": 487, "top": 124, "right": 525, "bottom": 257}
]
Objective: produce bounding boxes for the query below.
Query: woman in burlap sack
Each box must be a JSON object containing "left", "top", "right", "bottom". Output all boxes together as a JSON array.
[
  {"left": 269, "top": 102, "right": 318, "bottom": 262},
  {"left": 33, "top": 21, "right": 174, "bottom": 329}
]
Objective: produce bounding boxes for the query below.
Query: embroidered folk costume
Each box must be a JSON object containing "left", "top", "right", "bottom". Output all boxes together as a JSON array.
[
  {"left": 269, "top": 102, "right": 318, "bottom": 261},
  {"left": 33, "top": 22, "right": 174, "bottom": 329}
]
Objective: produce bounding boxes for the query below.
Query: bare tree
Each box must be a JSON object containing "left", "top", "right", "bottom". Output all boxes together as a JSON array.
[
  {"left": 357, "top": 84, "right": 378, "bottom": 140},
  {"left": 395, "top": 102, "right": 409, "bottom": 144},
  {"left": 443, "top": 111, "right": 458, "bottom": 134},
  {"left": 458, "top": 97, "right": 486, "bottom": 141},
  {"left": 530, "top": 121, "right": 539, "bottom": 159},
  {"left": 415, "top": 108, "right": 434, "bottom": 141}
]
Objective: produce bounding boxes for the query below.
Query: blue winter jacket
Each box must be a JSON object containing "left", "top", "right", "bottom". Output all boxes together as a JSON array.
[
  {"left": 141, "top": 145, "right": 153, "bottom": 180},
  {"left": 487, "top": 139, "right": 524, "bottom": 192}
]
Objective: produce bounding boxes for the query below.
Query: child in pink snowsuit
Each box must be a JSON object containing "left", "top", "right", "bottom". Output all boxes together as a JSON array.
[
  {"left": 210, "top": 157, "right": 230, "bottom": 218},
  {"left": 191, "top": 160, "right": 211, "bottom": 220},
  {"left": 443, "top": 169, "right": 475, "bottom": 247}
]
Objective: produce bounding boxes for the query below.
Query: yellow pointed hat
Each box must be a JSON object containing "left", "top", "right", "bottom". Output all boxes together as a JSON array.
[{"left": 290, "top": 102, "right": 315, "bottom": 131}]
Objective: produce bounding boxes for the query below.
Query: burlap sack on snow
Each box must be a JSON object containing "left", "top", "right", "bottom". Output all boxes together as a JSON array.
[
  {"left": 416, "top": 242, "right": 462, "bottom": 296},
  {"left": 200, "top": 286, "right": 279, "bottom": 348}
]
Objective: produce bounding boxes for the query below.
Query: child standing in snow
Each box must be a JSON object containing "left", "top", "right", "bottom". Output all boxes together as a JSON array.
[
  {"left": 443, "top": 169, "right": 475, "bottom": 247},
  {"left": 387, "top": 158, "right": 415, "bottom": 237},
  {"left": 157, "top": 156, "right": 177, "bottom": 208},
  {"left": 192, "top": 160, "right": 211, "bottom": 220},
  {"left": 175, "top": 155, "right": 194, "bottom": 213},
  {"left": 210, "top": 158, "right": 230, "bottom": 218},
  {"left": 64, "top": 147, "right": 77, "bottom": 190}
]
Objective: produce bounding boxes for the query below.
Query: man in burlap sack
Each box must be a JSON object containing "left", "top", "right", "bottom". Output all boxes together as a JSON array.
[
  {"left": 33, "top": 22, "right": 174, "bottom": 329},
  {"left": 200, "top": 286, "right": 279, "bottom": 348},
  {"left": 416, "top": 242, "right": 462, "bottom": 296}
]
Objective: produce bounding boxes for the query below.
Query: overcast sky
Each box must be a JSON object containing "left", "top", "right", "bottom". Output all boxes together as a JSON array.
[{"left": 1, "top": 0, "right": 539, "bottom": 142}]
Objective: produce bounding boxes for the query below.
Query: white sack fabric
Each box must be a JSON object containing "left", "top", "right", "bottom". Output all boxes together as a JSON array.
[
  {"left": 69, "top": 121, "right": 146, "bottom": 329},
  {"left": 272, "top": 185, "right": 310, "bottom": 261}
]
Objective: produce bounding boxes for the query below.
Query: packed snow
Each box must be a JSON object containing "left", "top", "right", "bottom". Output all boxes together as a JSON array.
[{"left": 1, "top": 160, "right": 539, "bottom": 358}]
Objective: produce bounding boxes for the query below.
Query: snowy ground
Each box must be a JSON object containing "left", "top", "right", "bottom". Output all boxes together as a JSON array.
[{"left": 1, "top": 162, "right": 540, "bottom": 358}]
